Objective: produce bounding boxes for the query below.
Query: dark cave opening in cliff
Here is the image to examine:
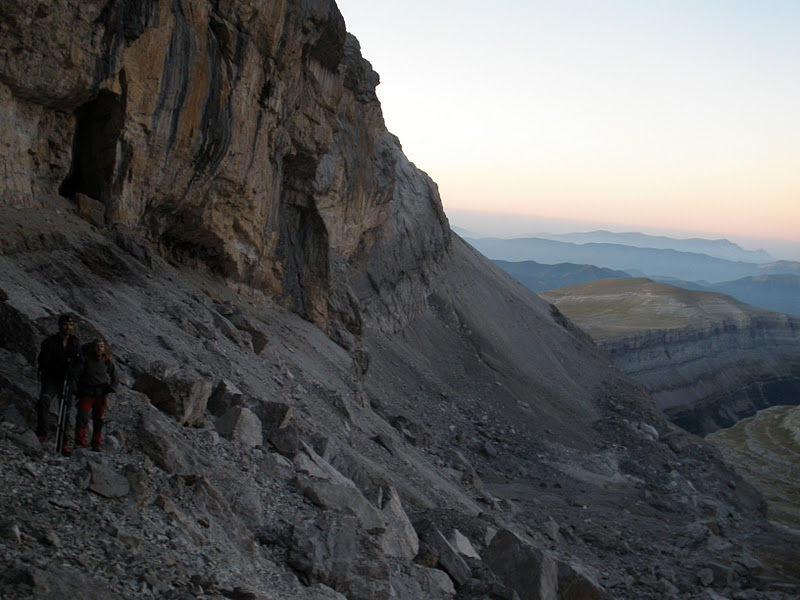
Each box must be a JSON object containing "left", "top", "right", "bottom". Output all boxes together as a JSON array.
[{"left": 59, "top": 90, "right": 124, "bottom": 204}]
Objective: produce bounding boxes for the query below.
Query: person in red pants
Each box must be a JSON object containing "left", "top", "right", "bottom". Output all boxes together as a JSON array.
[{"left": 75, "top": 338, "right": 118, "bottom": 451}]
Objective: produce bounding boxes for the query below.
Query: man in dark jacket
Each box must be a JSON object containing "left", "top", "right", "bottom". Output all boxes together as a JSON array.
[
  {"left": 36, "top": 315, "right": 82, "bottom": 448},
  {"left": 75, "top": 338, "right": 118, "bottom": 450}
]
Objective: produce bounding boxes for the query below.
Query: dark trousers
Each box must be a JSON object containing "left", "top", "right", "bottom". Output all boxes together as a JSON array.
[{"left": 75, "top": 394, "right": 106, "bottom": 447}]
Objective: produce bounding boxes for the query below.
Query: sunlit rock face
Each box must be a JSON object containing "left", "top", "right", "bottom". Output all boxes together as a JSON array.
[
  {"left": 541, "top": 278, "right": 800, "bottom": 435},
  {"left": 0, "top": 0, "right": 450, "bottom": 346}
]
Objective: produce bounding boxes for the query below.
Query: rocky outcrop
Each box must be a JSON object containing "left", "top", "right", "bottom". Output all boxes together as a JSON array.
[
  {"left": 2, "top": 2, "right": 800, "bottom": 600},
  {"left": 0, "top": 0, "right": 449, "bottom": 350},
  {"left": 542, "top": 278, "right": 800, "bottom": 435},
  {"left": 708, "top": 405, "right": 800, "bottom": 533}
]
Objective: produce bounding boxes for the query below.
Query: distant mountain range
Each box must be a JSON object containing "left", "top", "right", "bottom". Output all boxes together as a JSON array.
[
  {"left": 471, "top": 233, "right": 800, "bottom": 317},
  {"left": 492, "top": 260, "right": 629, "bottom": 292},
  {"left": 534, "top": 230, "right": 775, "bottom": 263},
  {"left": 466, "top": 236, "right": 800, "bottom": 284},
  {"left": 668, "top": 274, "right": 800, "bottom": 317}
]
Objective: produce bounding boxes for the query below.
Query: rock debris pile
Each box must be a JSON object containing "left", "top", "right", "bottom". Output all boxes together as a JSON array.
[{"left": 0, "top": 212, "right": 798, "bottom": 599}]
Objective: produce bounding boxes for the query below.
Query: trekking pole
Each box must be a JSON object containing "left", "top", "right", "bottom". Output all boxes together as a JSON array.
[{"left": 54, "top": 376, "right": 70, "bottom": 454}]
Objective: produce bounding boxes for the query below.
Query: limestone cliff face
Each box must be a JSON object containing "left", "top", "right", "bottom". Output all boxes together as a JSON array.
[
  {"left": 0, "top": 0, "right": 450, "bottom": 347},
  {"left": 602, "top": 315, "right": 800, "bottom": 435},
  {"left": 542, "top": 278, "right": 800, "bottom": 435}
]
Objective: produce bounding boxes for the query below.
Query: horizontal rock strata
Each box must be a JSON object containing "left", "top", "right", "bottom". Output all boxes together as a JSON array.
[{"left": 542, "top": 278, "right": 800, "bottom": 435}]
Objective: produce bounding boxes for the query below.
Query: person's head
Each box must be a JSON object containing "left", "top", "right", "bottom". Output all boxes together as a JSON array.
[
  {"left": 57, "top": 315, "right": 74, "bottom": 336},
  {"left": 92, "top": 338, "right": 105, "bottom": 356}
]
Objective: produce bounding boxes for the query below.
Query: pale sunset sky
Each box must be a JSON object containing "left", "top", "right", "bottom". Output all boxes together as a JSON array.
[{"left": 336, "top": 0, "right": 800, "bottom": 257}]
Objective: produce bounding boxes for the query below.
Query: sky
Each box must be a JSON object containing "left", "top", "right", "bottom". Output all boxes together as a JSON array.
[{"left": 335, "top": 0, "right": 800, "bottom": 257}]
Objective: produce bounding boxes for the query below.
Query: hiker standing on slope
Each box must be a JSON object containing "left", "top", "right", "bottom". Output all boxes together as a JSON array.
[
  {"left": 36, "top": 314, "right": 82, "bottom": 445},
  {"left": 75, "top": 338, "right": 118, "bottom": 451}
]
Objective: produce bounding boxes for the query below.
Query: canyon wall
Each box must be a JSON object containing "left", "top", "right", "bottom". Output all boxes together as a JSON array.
[
  {"left": 602, "top": 314, "right": 800, "bottom": 435},
  {"left": 542, "top": 279, "right": 800, "bottom": 436},
  {"left": 0, "top": 0, "right": 449, "bottom": 349}
]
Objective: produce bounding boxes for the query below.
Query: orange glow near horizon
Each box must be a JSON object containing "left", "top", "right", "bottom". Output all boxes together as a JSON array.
[{"left": 338, "top": 0, "right": 800, "bottom": 245}]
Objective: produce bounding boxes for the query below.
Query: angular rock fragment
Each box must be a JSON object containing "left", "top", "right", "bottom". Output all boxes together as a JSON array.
[
  {"left": 216, "top": 406, "right": 263, "bottom": 448},
  {"left": 75, "top": 193, "right": 105, "bottom": 227},
  {"left": 289, "top": 512, "right": 392, "bottom": 600},
  {"left": 391, "top": 564, "right": 456, "bottom": 600},
  {"left": 208, "top": 378, "right": 244, "bottom": 417},
  {"left": 257, "top": 401, "right": 293, "bottom": 429},
  {"left": 294, "top": 441, "right": 355, "bottom": 487},
  {"left": 13, "top": 430, "right": 44, "bottom": 457},
  {"left": 380, "top": 487, "right": 419, "bottom": 560},
  {"left": 268, "top": 425, "right": 300, "bottom": 458},
  {"left": 133, "top": 362, "right": 211, "bottom": 426},
  {"left": 485, "top": 529, "right": 612, "bottom": 600},
  {"left": 414, "top": 519, "right": 471, "bottom": 587},
  {"left": 303, "top": 481, "right": 386, "bottom": 534},
  {"left": 137, "top": 399, "right": 203, "bottom": 474},
  {"left": 0, "top": 520, "right": 21, "bottom": 544},
  {"left": 449, "top": 528, "right": 480, "bottom": 560},
  {"left": 86, "top": 461, "right": 130, "bottom": 498}
]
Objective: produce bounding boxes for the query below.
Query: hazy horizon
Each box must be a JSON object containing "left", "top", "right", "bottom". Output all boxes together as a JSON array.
[
  {"left": 446, "top": 207, "right": 800, "bottom": 263},
  {"left": 337, "top": 1, "right": 800, "bottom": 245}
]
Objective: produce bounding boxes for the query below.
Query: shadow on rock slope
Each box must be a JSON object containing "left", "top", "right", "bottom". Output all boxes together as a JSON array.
[{"left": 1, "top": 1, "right": 799, "bottom": 598}]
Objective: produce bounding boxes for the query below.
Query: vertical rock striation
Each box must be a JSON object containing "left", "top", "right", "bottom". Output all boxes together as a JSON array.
[{"left": 0, "top": 0, "right": 450, "bottom": 349}]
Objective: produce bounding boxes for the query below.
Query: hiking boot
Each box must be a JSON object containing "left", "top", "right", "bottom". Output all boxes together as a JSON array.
[{"left": 61, "top": 445, "right": 72, "bottom": 457}]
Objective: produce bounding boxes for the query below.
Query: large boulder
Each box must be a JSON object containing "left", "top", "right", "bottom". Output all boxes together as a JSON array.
[
  {"left": 289, "top": 512, "right": 392, "bottom": 600},
  {"left": 414, "top": 520, "right": 471, "bottom": 587},
  {"left": 484, "top": 529, "right": 613, "bottom": 600},
  {"left": 133, "top": 362, "right": 211, "bottom": 426},
  {"left": 136, "top": 396, "right": 204, "bottom": 474},
  {"left": 216, "top": 406, "right": 263, "bottom": 448}
]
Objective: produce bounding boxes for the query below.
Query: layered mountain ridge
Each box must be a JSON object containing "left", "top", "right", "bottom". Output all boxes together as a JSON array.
[
  {"left": 467, "top": 236, "right": 800, "bottom": 284},
  {"left": 2, "top": 1, "right": 800, "bottom": 599},
  {"left": 533, "top": 231, "right": 775, "bottom": 264},
  {"left": 541, "top": 278, "right": 800, "bottom": 436}
]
